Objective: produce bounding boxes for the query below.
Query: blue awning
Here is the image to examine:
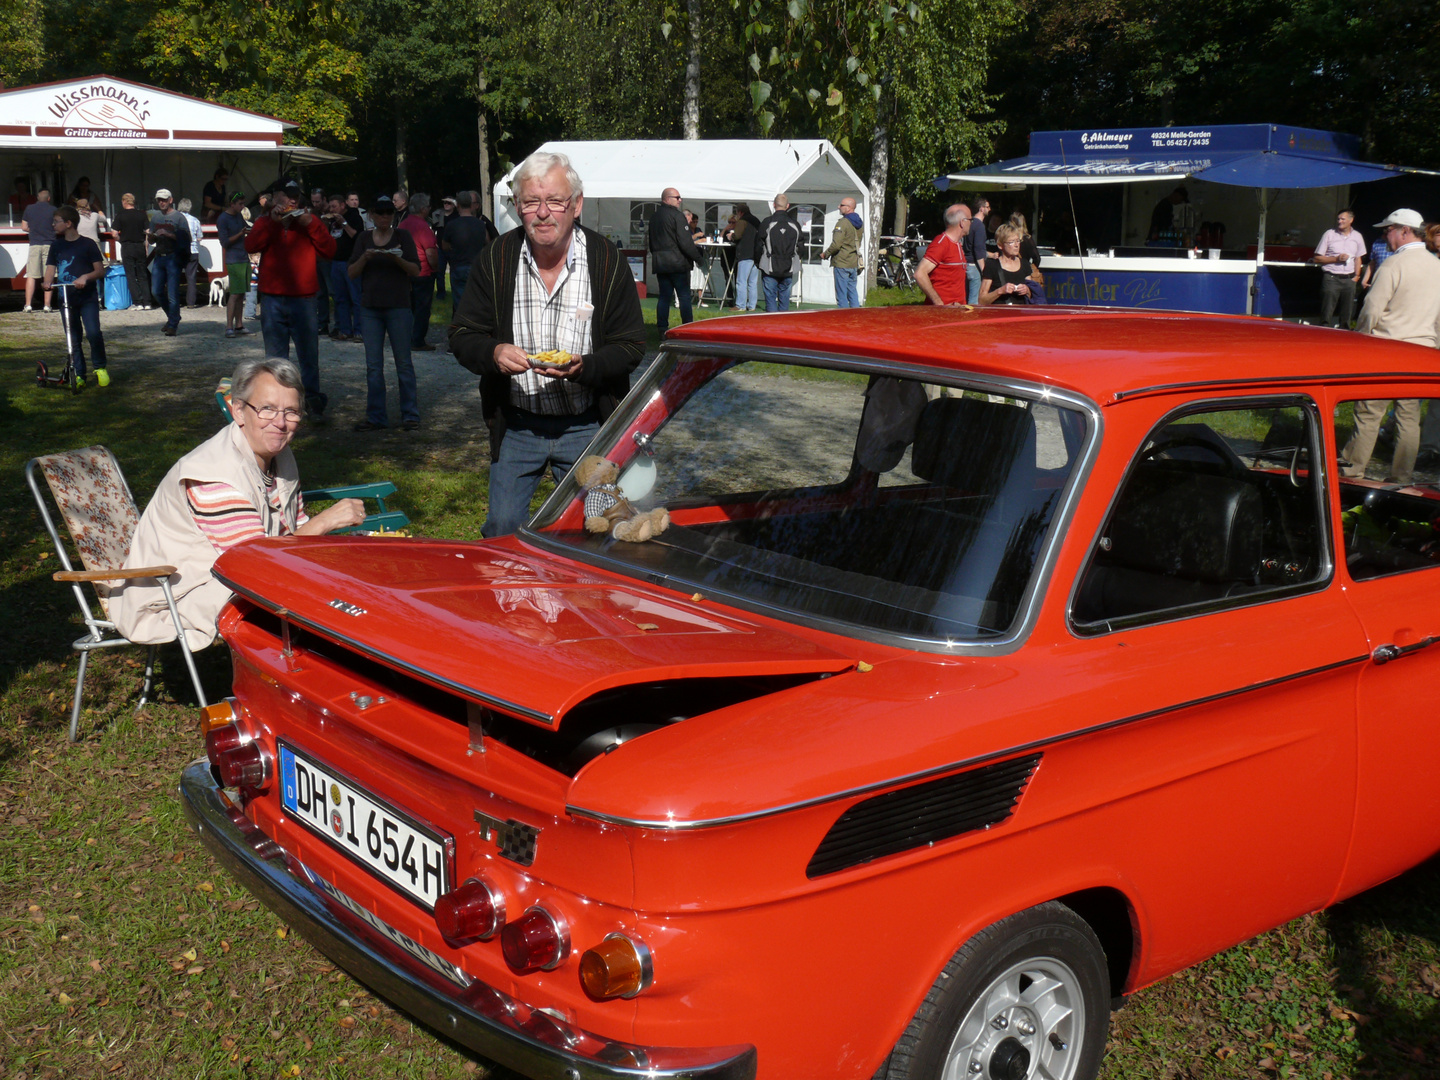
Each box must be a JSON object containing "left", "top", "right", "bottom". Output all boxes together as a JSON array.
[{"left": 938, "top": 124, "right": 1430, "bottom": 190}]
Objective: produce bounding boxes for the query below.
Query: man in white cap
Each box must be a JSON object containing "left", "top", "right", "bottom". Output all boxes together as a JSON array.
[
  {"left": 147, "top": 188, "right": 192, "bottom": 336},
  {"left": 1339, "top": 209, "right": 1440, "bottom": 483}
]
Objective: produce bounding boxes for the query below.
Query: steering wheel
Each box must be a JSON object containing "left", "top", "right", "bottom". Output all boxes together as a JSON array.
[{"left": 1138, "top": 435, "right": 1248, "bottom": 479}]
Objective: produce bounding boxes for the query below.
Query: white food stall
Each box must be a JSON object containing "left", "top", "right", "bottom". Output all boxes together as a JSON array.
[{"left": 0, "top": 75, "right": 350, "bottom": 288}]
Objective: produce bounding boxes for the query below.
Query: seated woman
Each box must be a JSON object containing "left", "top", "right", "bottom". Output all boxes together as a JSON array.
[
  {"left": 111, "top": 357, "right": 365, "bottom": 650},
  {"left": 978, "top": 223, "right": 1040, "bottom": 305}
]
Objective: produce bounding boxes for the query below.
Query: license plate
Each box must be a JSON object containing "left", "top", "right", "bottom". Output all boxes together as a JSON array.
[{"left": 280, "top": 743, "right": 452, "bottom": 910}]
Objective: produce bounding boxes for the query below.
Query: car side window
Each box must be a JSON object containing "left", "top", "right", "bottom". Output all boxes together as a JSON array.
[
  {"left": 1073, "top": 402, "right": 1328, "bottom": 630},
  {"left": 1334, "top": 398, "right": 1440, "bottom": 581}
]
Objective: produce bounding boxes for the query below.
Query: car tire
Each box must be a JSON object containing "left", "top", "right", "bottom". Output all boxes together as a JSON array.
[{"left": 875, "top": 902, "right": 1111, "bottom": 1080}]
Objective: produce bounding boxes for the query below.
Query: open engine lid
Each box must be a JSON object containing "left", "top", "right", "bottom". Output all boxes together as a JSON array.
[{"left": 213, "top": 537, "right": 858, "bottom": 728}]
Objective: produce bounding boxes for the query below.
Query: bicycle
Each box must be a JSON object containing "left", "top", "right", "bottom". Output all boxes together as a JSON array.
[{"left": 874, "top": 225, "right": 929, "bottom": 290}]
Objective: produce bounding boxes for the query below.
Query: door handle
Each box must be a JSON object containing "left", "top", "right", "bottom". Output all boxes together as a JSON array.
[{"left": 1372, "top": 636, "right": 1439, "bottom": 665}]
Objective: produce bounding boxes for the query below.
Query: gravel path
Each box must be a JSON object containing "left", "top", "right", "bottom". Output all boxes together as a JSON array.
[{"left": 3, "top": 299, "right": 487, "bottom": 433}]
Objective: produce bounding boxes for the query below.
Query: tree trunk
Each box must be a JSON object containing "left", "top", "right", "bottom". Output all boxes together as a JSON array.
[
  {"left": 395, "top": 100, "right": 409, "bottom": 191},
  {"left": 892, "top": 192, "right": 908, "bottom": 237},
  {"left": 682, "top": 0, "right": 701, "bottom": 139},
  {"left": 477, "top": 64, "right": 491, "bottom": 216},
  {"left": 864, "top": 114, "right": 889, "bottom": 290}
]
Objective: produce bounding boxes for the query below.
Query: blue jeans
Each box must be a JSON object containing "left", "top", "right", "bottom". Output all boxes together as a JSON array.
[
  {"left": 328, "top": 260, "right": 355, "bottom": 337},
  {"left": 966, "top": 262, "right": 982, "bottom": 305},
  {"left": 735, "top": 259, "right": 760, "bottom": 309},
  {"left": 763, "top": 274, "right": 792, "bottom": 312},
  {"left": 411, "top": 276, "right": 435, "bottom": 347},
  {"left": 315, "top": 258, "right": 331, "bottom": 331},
  {"left": 62, "top": 289, "right": 106, "bottom": 378},
  {"left": 359, "top": 306, "right": 417, "bottom": 426},
  {"left": 150, "top": 253, "right": 181, "bottom": 328},
  {"left": 483, "top": 408, "right": 600, "bottom": 538},
  {"left": 655, "top": 271, "right": 692, "bottom": 332},
  {"left": 450, "top": 263, "right": 471, "bottom": 300},
  {"left": 260, "top": 292, "right": 325, "bottom": 414},
  {"left": 833, "top": 266, "right": 859, "bottom": 308}
]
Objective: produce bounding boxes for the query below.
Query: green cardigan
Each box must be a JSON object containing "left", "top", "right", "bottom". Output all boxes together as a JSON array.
[{"left": 448, "top": 224, "right": 646, "bottom": 458}]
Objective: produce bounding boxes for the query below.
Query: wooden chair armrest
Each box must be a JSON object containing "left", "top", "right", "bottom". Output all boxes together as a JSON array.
[{"left": 54, "top": 564, "right": 177, "bottom": 583}]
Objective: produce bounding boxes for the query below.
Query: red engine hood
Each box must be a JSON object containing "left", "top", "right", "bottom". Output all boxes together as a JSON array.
[{"left": 213, "top": 536, "right": 858, "bottom": 727}]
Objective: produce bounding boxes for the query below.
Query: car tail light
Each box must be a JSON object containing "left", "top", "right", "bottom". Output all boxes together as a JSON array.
[
  {"left": 580, "top": 933, "right": 653, "bottom": 1000},
  {"left": 501, "top": 906, "right": 569, "bottom": 973},
  {"left": 203, "top": 699, "right": 271, "bottom": 790},
  {"left": 434, "top": 878, "right": 504, "bottom": 941}
]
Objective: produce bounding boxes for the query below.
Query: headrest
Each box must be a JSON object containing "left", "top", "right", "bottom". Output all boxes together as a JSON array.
[
  {"left": 912, "top": 396, "right": 1037, "bottom": 493},
  {"left": 1105, "top": 469, "right": 1262, "bottom": 583}
]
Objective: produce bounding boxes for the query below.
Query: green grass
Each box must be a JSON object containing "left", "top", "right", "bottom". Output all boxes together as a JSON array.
[{"left": 3, "top": 307, "right": 1440, "bottom": 1079}]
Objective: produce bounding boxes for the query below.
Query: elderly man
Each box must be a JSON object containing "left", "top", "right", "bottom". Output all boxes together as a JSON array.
[
  {"left": 112, "top": 357, "right": 364, "bottom": 650},
  {"left": 450, "top": 151, "right": 646, "bottom": 537},
  {"left": 822, "top": 196, "right": 864, "bottom": 308},
  {"left": 915, "top": 203, "right": 972, "bottom": 306},
  {"left": 648, "top": 186, "right": 703, "bottom": 331},
  {"left": 1312, "top": 209, "right": 1365, "bottom": 328},
  {"left": 1339, "top": 209, "right": 1440, "bottom": 484}
]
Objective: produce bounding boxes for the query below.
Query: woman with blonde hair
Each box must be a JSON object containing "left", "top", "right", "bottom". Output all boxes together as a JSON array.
[{"left": 979, "top": 223, "right": 1040, "bottom": 305}]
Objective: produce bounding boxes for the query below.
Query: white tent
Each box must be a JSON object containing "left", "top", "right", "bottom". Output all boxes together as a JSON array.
[{"left": 494, "top": 139, "right": 869, "bottom": 307}]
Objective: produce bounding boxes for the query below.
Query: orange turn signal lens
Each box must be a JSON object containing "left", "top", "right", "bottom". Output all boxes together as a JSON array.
[
  {"left": 579, "top": 933, "right": 653, "bottom": 1000},
  {"left": 201, "top": 698, "right": 239, "bottom": 733}
]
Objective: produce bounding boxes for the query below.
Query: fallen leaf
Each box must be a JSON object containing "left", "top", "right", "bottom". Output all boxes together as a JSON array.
[
  {"left": 89, "top": 959, "right": 102, "bottom": 972},
  {"left": 186, "top": 965, "right": 204, "bottom": 975},
  {"left": 220, "top": 940, "right": 231, "bottom": 954},
  {"left": 690, "top": 592, "right": 703, "bottom": 601},
  {"left": 856, "top": 661, "right": 873, "bottom": 672},
  {"left": 221, "top": 1037, "right": 236, "bottom": 1050},
  {"left": 85, "top": 837, "right": 97, "bottom": 846},
  {"left": 337, "top": 1015, "right": 356, "bottom": 1028},
  {"left": 276, "top": 927, "right": 288, "bottom": 939},
  {"left": 182, "top": 948, "right": 197, "bottom": 962},
  {"left": 57, "top": 992, "right": 74, "bottom": 1005},
  {"left": 635, "top": 623, "right": 659, "bottom": 631},
  {"left": 196, "top": 881, "right": 214, "bottom": 893}
]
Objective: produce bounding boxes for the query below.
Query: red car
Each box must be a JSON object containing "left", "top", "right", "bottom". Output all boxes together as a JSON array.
[{"left": 182, "top": 307, "right": 1440, "bottom": 1080}]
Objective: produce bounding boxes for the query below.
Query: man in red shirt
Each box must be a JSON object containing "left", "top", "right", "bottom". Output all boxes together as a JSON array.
[
  {"left": 245, "top": 181, "right": 337, "bottom": 419},
  {"left": 915, "top": 203, "right": 972, "bottom": 306}
]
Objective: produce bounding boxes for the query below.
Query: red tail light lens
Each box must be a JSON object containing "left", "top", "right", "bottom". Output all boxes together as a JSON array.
[
  {"left": 206, "top": 724, "right": 271, "bottom": 790},
  {"left": 501, "top": 906, "right": 569, "bottom": 973},
  {"left": 580, "top": 933, "right": 653, "bottom": 1000},
  {"left": 435, "top": 878, "right": 504, "bottom": 941}
]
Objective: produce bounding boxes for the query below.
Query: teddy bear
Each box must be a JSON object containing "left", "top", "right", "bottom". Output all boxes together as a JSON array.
[{"left": 574, "top": 455, "right": 671, "bottom": 543}]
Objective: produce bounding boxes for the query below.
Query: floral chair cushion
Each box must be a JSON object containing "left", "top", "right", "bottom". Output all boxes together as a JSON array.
[{"left": 38, "top": 446, "right": 139, "bottom": 615}]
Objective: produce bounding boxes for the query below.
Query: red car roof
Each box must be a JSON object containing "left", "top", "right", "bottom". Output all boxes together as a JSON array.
[{"left": 663, "top": 306, "right": 1439, "bottom": 403}]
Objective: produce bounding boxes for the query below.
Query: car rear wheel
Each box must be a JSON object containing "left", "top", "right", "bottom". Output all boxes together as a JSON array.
[{"left": 876, "top": 902, "right": 1111, "bottom": 1080}]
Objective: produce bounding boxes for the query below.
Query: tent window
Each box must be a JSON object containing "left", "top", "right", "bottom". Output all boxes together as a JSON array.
[
  {"left": 793, "top": 203, "right": 828, "bottom": 264},
  {"left": 629, "top": 201, "right": 662, "bottom": 248}
]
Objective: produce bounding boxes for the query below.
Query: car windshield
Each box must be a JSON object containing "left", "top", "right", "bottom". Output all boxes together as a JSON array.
[{"left": 528, "top": 351, "right": 1089, "bottom": 644}]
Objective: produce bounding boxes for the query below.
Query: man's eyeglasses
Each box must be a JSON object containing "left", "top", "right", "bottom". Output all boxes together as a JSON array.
[
  {"left": 241, "top": 401, "right": 304, "bottom": 424},
  {"left": 518, "top": 196, "right": 574, "bottom": 216}
]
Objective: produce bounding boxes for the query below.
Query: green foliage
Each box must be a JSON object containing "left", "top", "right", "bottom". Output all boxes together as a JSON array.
[
  {"left": 734, "top": 0, "right": 1017, "bottom": 193},
  {"left": 993, "top": 0, "right": 1440, "bottom": 169},
  {"left": 0, "top": 0, "right": 45, "bottom": 85},
  {"left": 134, "top": 0, "right": 366, "bottom": 143}
]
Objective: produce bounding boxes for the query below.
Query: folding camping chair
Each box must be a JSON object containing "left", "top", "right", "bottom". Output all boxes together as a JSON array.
[
  {"left": 25, "top": 447, "right": 210, "bottom": 743},
  {"left": 214, "top": 378, "right": 409, "bottom": 534}
]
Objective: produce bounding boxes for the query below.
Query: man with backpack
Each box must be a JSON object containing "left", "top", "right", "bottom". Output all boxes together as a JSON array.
[{"left": 758, "top": 193, "right": 801, "bottom": 312}]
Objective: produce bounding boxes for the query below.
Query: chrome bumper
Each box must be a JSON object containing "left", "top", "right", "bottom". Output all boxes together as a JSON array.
[{"left": 179, "top": 759, "right": 757, "bottom": 1080}]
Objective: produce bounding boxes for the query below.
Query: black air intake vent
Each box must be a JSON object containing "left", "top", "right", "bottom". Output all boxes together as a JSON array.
[{"left": 806, "top": 753, "right": 1041, "bottom": 878}]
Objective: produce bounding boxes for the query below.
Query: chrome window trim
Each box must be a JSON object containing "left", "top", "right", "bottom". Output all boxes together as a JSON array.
[
  {"left": 1113, "top": 371, "right": 1440, "bottom": 403},
  {"left": 521, "top": 343, "right": 1104, "bottom": 657},
  {"left": 1066, "top": 393, "right": 1336, "bottom": 636}
]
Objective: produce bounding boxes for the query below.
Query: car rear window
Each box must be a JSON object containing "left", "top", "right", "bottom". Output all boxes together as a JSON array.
[{"left": 527, "top": 351, "right": 1089, "bottom": 644}]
